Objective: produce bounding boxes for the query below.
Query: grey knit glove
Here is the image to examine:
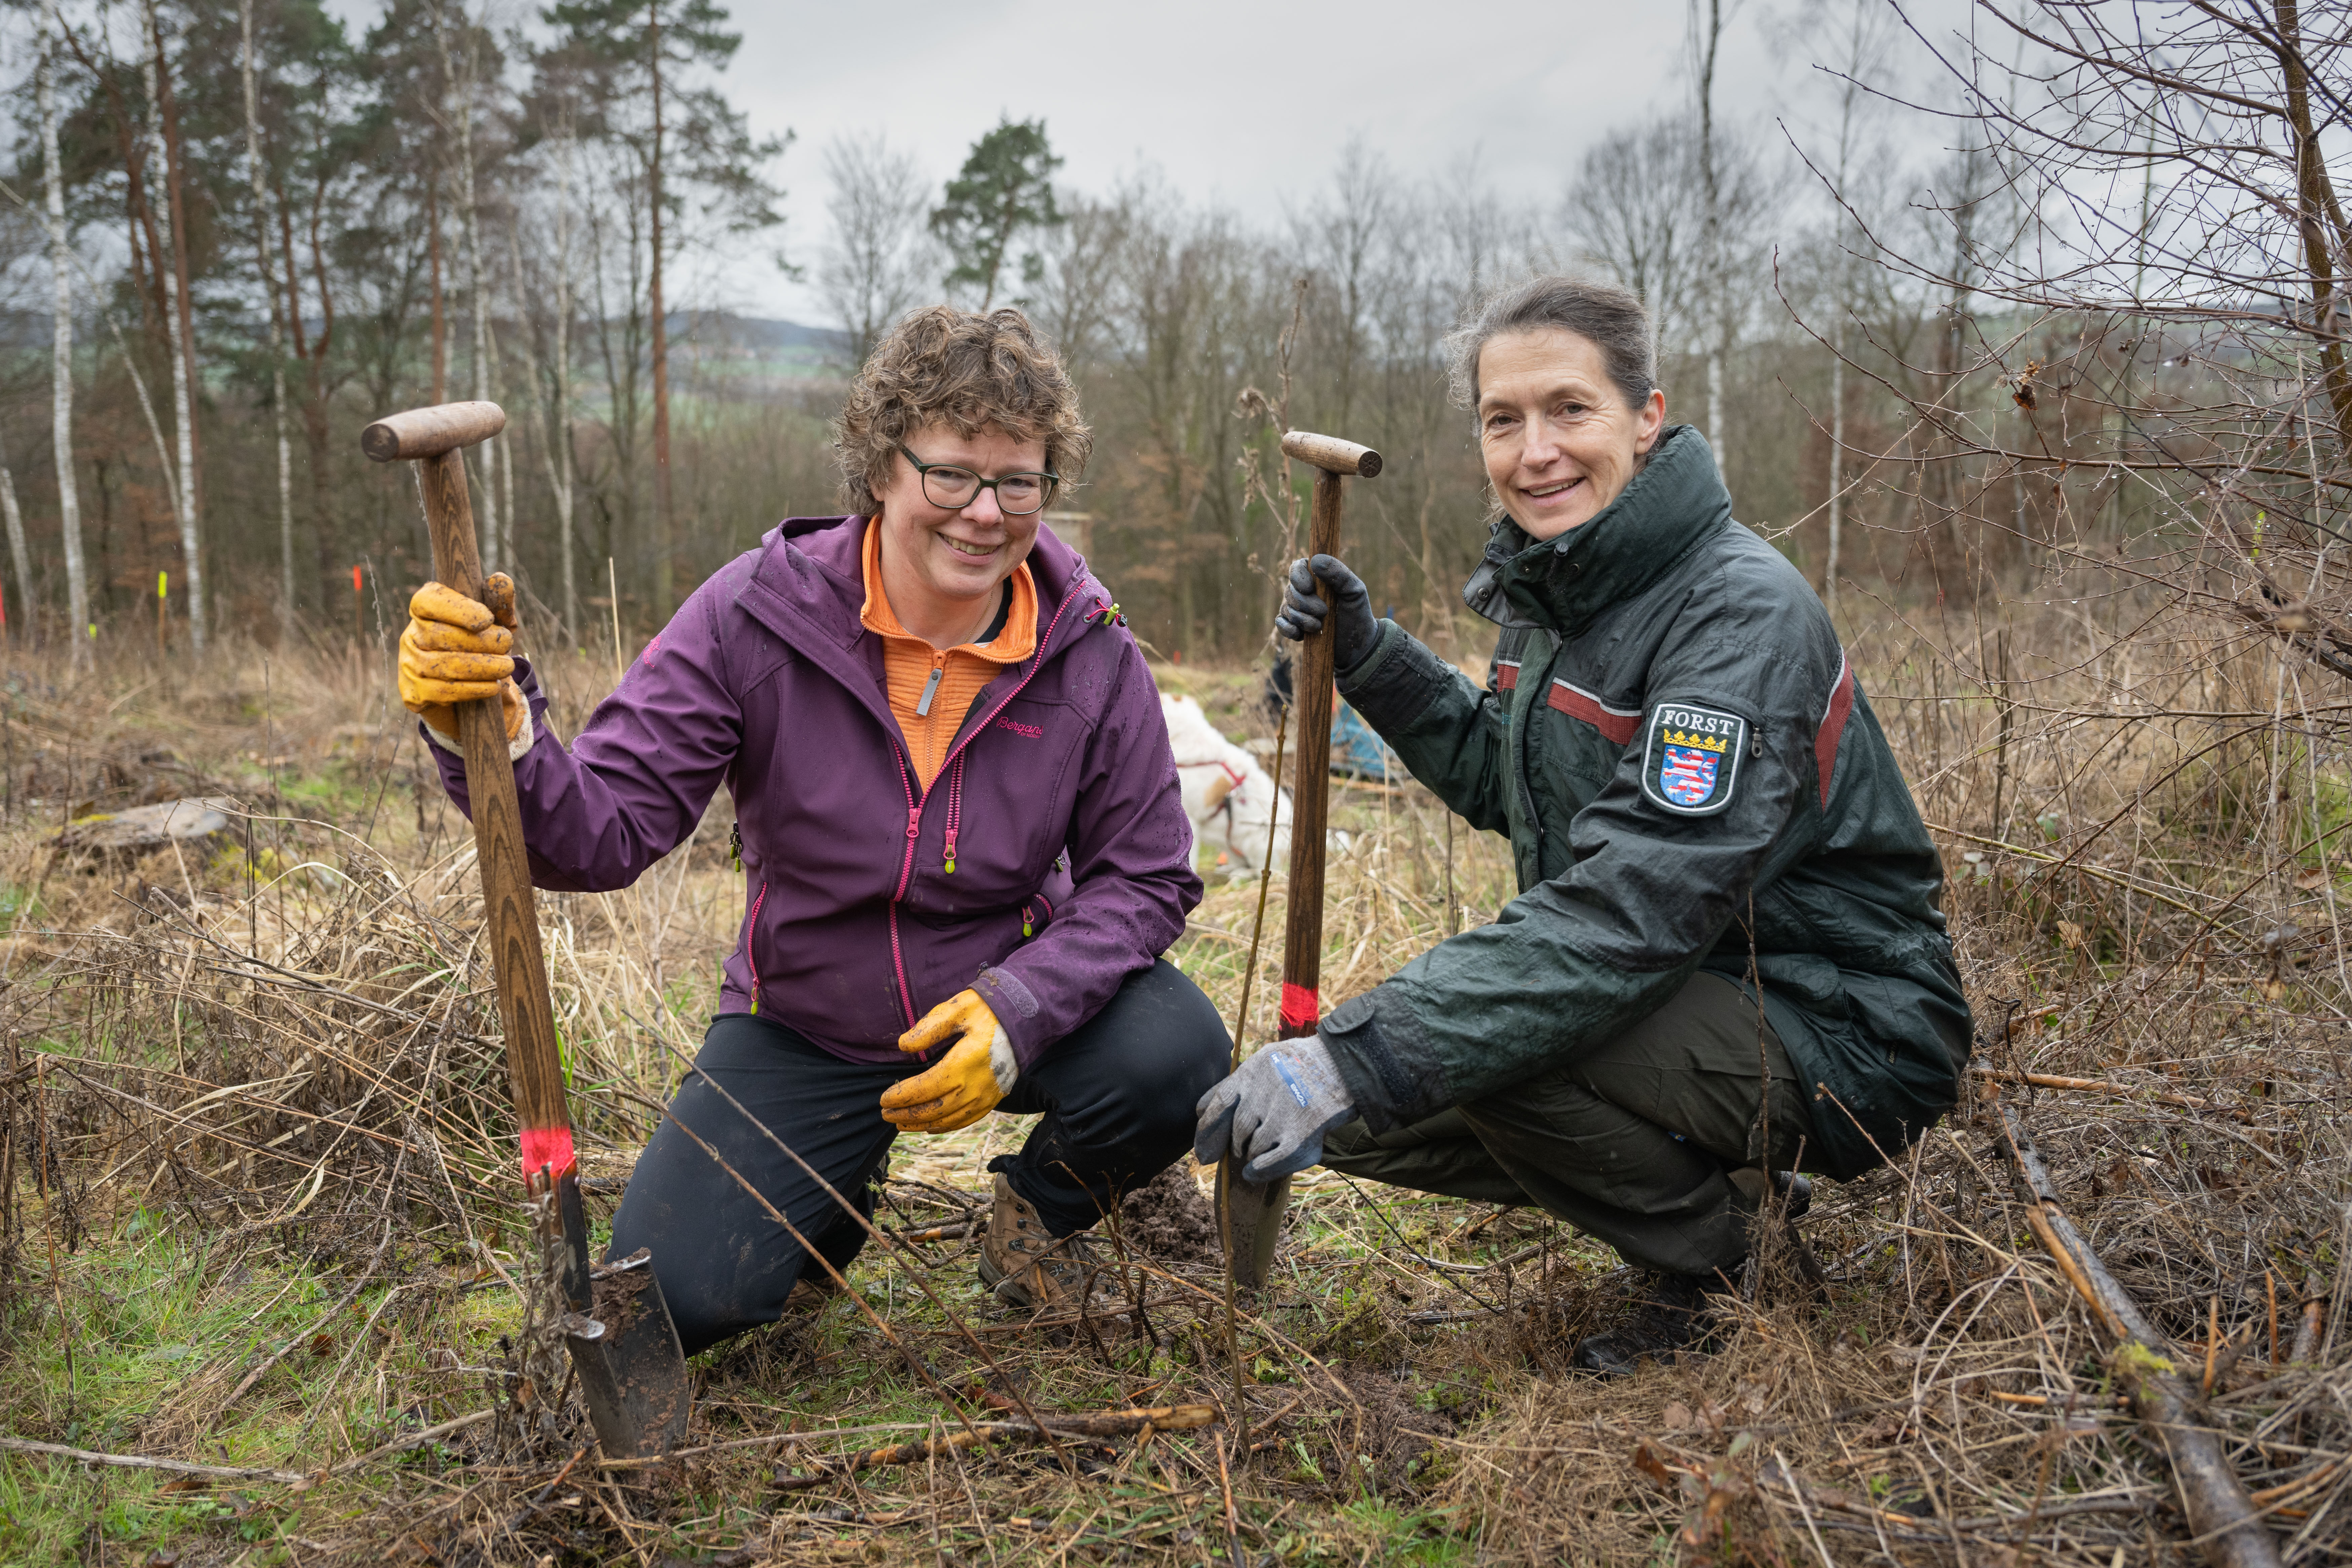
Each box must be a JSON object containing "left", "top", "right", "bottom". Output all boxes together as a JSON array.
[{"left": 1193, "top": 1035, "right": 1355, "bottom": 1184}]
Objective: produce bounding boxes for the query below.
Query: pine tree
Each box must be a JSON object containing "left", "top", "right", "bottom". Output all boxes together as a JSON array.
[
  {"left": 541, "top": 0, "right": 783, "bottom": 614},
  {"left": 931, "top": 116, "right": 1062, "bottom": 312}
]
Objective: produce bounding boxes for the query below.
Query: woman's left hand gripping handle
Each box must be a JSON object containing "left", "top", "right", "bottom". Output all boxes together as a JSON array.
[
  {"left": 400, "top": 573, "right": 532, "bottom": 755},
  {"left": 880, "top": 990, "right": 1018, "bottom": 1133}
]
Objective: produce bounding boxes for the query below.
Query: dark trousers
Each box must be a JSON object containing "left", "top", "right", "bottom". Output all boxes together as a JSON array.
[
  {"left": 608, "top": 959, "right": 1229, "bottom": 1353},
  {"left": 1320, "top": 973, "right": 1817, "bottom": 1278}
]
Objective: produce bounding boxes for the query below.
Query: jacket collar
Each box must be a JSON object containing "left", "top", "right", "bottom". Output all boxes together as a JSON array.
[
  {"left": 1462, "top": 425, "right": 1732, "bottom": 636},
  {"left": 733, "top": 515, "right": 1101, "bottom": 730},
  {"left": 763, "top": 513, "right": 1093, "bottom": 635}
]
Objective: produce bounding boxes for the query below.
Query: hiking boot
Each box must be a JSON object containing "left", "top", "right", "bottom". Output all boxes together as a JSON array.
[
  {"left": 1728, "top": 1166, "right": 1812, "bottom": 1219},
  {"left": 1778, "top": 1171, "right": 1812, "bottom": 1219},
  {"left": 783, "top": 1271, "right": 843, "bottom": 1315},
  {"left": 977, "top": 1173, "right": 1106, "bottom": 1310},
  {"left": 1571, "top": 1270, "right": 1719, "bottom": 1377}
]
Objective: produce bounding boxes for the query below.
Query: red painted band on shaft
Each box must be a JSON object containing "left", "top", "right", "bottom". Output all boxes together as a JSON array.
[
  {"left": 1278, "top": 982, "right": 1320, "bottom": 1034},
  {"left": 519, "top": 1125, "right": 577, "bottom": 1182}
]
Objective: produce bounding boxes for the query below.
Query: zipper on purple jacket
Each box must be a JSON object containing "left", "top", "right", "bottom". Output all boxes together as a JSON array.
[
  {"left": 743, "top": 879, "right": 768, "bottom": 1015},
  {"left": 942, "top": 754, "right": 965, "bottom": 873},
  {"left": 886, "top": 752, "right": 922, "bottom": 1029},
  {"left": 883, "top": 579, "right": 1093, "bottom": 1027}
]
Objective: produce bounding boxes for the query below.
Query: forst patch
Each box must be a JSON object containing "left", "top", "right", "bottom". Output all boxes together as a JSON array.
[{"left": 1640, "top": 700, "right": 1748, "bottom": 816}]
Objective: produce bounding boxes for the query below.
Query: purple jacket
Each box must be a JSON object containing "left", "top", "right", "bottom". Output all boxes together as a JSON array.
[{"left": 431, "top": 515, "right": 1202, "bottom": 1069}]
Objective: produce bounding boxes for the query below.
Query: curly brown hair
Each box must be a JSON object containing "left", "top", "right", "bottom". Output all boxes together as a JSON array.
[{"left": 833, "top": 305, "right": 1092, "bottom": 514}]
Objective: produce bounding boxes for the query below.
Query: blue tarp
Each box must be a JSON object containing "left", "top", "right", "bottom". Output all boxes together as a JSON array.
[{"left": 1330, "top": 700, "right": 1406, "bottom": 781}]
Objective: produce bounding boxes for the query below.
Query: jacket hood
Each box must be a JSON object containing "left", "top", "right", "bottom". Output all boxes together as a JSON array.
[{"left": 1463, "top": 424, "right": 1733, "bottom": 636}]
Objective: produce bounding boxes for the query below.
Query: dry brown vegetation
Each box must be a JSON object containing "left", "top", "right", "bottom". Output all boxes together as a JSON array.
[{"left": 0, "top": 575, "right": 2343, "bottom": 1565}]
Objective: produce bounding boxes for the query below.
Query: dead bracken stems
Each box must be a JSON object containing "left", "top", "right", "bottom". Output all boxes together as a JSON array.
[
  {"left": 773, "top": 1404, "right": 1218, "bottom": 1491},
  {"left": 1997, "top": 1097, "right": 2282, "bottom": 1568}
]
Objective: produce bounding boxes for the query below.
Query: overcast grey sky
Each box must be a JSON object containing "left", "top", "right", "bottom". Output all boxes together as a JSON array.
[
  {"left": 308, "top": 0, "right": 1963, "bottom": 325},
  {"left": 727, "top": 0, "right": 1802, "bottom": 320}
]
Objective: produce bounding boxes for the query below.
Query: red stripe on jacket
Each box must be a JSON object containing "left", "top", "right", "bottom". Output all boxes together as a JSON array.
[
  {"left": 1815, "top": 653, "right": 1855, "bottom": 807},
  {"left": 1494, "top": 661, "right": 1519, "bottom": 691},
  {"left": 1546, "top": 680, "right": 1641, "bottom": 744}
]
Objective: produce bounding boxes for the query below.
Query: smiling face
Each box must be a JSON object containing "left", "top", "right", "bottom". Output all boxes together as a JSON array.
[
  {"left": 871, "top": 420, "right": 1048, "bottom": 646},
  {"left": 1477, "top": 327, "right": 1667, "bottom": 540}
]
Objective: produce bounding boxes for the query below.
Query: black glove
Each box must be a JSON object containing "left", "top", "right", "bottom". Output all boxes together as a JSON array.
[{"left": 1273, "top": 554, "right": 1379, "bottom": 675}]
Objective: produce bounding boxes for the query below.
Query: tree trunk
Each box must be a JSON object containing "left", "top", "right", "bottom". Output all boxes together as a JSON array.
[
  {"left": 287, "top": 177, "right": 335, "bottom": 606},
  {"left": 145, "top": 1, "right": 204, "bottom": 654},
  {"left": 1827, "top": 320, "right": 1843, "bottom": 618},
  {"left": 2277, "top": 0, "right": 2352, "bottom": 450},
  {"left": 38, "top": 21, "right": 85, "bottom": 656},
  {"left": 242, "top": 0, "right": 297, "bottom": 629},
  {"left": 555, "top": 125, "right": 578, "bottom": 639},
  {"left": 438, "top": 7, "right": 500, "bottom": 571},
  {"left": 1692, "top": 0, "right": 1729, "bottom": 486},
  {"left": 510, "top": 229, "right": 576, "bottom": 645},
  {"left": 429, "top": 173, "right": 447, "bottom": 404},
  {"left": 0, "top": 439, "right": 31, "bottom": 646},
  {"left": 648, "top": 0, "right": 674, "bottom": 616}
]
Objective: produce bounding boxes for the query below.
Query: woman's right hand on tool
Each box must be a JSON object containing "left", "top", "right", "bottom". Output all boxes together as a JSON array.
[
  {"left": 1194, "top": 1035, "right": 1355, "bottom": 1184},
  {"left": 1273, "top": 554, "right": 1379, "bottom": 674},
  {"left": 399, "top": 574, "right": 529, "bottom": 745}
]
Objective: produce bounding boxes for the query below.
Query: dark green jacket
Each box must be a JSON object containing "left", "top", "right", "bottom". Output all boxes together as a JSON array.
[{"left": 1322, "top": 426, "right": 1970, "bottom": 1181}]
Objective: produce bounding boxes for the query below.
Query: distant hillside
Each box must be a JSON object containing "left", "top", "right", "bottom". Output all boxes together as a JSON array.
[{"left": 679, "top": 314, "right": 851, "bottom": 357}]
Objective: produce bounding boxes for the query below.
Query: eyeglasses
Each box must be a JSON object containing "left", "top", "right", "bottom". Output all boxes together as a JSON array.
[{"left": 897, "top": 444, "right": 1059, "bottom": 516}]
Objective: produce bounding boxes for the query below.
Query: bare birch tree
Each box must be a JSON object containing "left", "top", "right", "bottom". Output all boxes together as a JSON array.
[
  {"left": 816, "top": 132, "right": 933, "bottom": 367},
  {"left": 1778, "top": 0, "right": 1898, "bottom": 618},
  {"left": 143, "top": 0, "right": 203, "bottom": 653},
  {"left": 37, "top": 11, "right": 85, "bottom": 655},
  {"left": 1690, "top": 0, "right": 1730, "bottom": 470},
  {"left": 1563, "top": 117, "right": 1709, "bottom": 354},
  {"left": 434, "top": 0, "right": 501, "bottom": 571},
  {"left": 242, "top": 0, "right": 297, "bottom": 628},
  {"left": 1849, "top": 0, "right": 2352, "bottom": 674}
]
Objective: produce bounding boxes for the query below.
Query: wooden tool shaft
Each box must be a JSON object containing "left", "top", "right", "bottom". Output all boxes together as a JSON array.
[
  {"left": 414, "top": 445, "right": 574, "bottom": 1180},
  {"left": 1277, "top": 469, "right": 1347, "bottom": 1038}
]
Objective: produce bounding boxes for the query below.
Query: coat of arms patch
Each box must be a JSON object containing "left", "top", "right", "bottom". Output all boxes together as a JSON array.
[{"left": 1640, "top": 701, "right": 1749, "bottom": 816}]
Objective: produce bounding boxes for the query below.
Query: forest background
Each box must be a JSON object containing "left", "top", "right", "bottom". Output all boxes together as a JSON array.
[{"left": 0, "top": 0, "right": 2084, "bottom": 669}]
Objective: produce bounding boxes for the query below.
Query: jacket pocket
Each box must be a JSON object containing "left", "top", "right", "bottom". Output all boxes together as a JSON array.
[
  {"left": 1753, "top": 951, "right": 1851, "bottom": 1020},
  {"left": 741, "top": 880, "right": 769, "bottom": 1015}
]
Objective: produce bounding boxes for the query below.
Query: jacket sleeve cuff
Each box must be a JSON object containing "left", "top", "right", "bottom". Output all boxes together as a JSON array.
[
  {"left": 1317, "top": 982, "right": 1447, "bottom": 1133},
  {"left": 975, "top": 965, "right": 1046, "bottom": 1067},
  {"left": 1335, "top": 621, "right": 1461, "bottom": 736},
  {"left": 1336, "top": 618, "right": 1406, "bottom": 691},
  {"left": 421, "top": 697, "right": 536, "bottom": 762}
]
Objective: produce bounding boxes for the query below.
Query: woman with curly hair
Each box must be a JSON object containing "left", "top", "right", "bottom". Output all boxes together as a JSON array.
[{"left": 398, "top": 306, "right": 1225, "bottom": 1351}]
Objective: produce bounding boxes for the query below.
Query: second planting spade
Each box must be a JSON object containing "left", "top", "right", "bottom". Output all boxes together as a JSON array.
[{"left": 1222, "top": 430, "right": 1382, "bottom": 1287}]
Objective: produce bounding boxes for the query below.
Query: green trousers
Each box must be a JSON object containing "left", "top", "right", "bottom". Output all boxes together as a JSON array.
[{"left": 1320, "top": 973, "right": 1818, "bottom": 1277}]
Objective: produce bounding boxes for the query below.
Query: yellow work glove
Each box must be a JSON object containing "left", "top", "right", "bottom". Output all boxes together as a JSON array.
[
  {"left": 879, "top": 989, "right": 1017, "bottom": 1134},
  {"left": 399, "top": 575, "right": 531, "bottom": 756}
]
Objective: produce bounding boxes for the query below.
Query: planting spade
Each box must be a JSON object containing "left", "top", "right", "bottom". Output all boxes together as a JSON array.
[
  {"left": 361, "top": 401, "right": 690, "bottom": 1459},
  {"left": 1221, "top": 430, "right": 1382, "bottom": 1288}
]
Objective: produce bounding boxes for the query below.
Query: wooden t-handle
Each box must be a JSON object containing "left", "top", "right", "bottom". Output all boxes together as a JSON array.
[
  {"left": 1275, "top": 432, "right": 1382, "bottom": 1037},
  {"left": 361, "top": 401, "right": 506, "bottom": 463},
  {"left": 362, "top": 402, "right": 573, "bottom": 1186},
  {"left": 1280, "top": 429, "right": 1382, "bottom": 478}
]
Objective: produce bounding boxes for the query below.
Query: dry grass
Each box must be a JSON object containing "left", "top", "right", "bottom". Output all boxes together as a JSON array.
[{"left": 0, "top": 593, "right": 2347, "bottom": 1565}]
